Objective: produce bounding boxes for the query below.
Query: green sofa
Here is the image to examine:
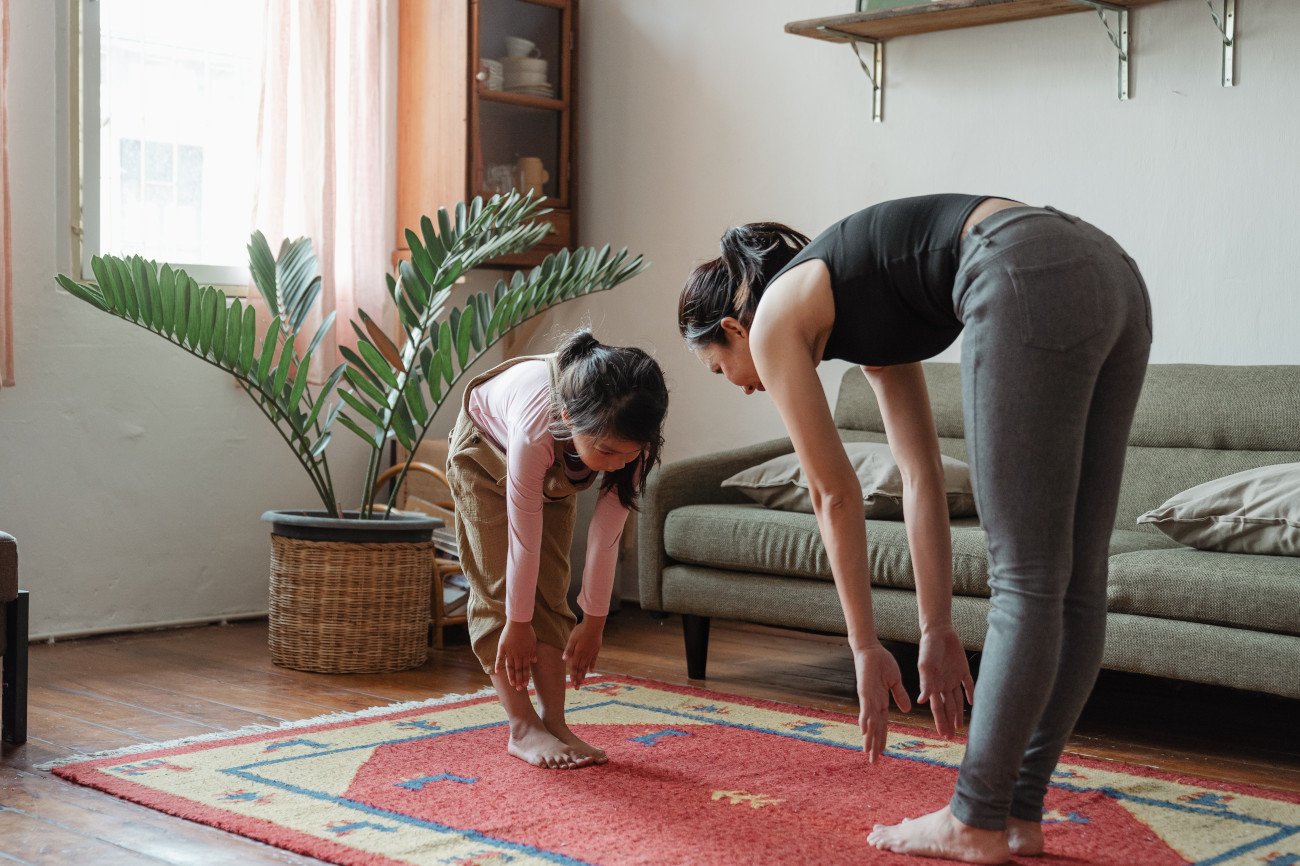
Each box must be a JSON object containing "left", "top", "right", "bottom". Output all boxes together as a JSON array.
[{"left": 639, "top": 363, "right": 1300, "bottom": 700}]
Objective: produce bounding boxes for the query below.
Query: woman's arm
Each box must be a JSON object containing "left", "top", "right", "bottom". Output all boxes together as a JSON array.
[
  {"left": 750, "top": 265, "right": 910, "bottom": 762},
  {"left": 862, "top": 364, "right": 954, "bottom": 632},
  {"left": 864, "top": 363, "right": 974, "bottom": 735}
]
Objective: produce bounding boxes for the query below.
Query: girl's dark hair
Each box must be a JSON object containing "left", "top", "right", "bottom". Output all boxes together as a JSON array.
[
  {"left": 550, "top": 329, "right": 669, "bottom": 510},
  {"left": 678, "top": 221, "right": 810, "bottom": 347}
]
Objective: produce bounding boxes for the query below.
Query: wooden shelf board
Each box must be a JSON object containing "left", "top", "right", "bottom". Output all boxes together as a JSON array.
[
  {"left": 477, "top": 86, "right": 566, "bottom": 112},
  {"left": 787, "top": 0, "right": 1165, "bottom": 42}
]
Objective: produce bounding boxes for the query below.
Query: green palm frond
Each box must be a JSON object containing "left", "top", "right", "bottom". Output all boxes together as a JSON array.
[
  {"left": 58, "top": 253, "right": 345, "bottom": 516},
  {"left": 248, "top": 232, "right": 322, "bottom": 337}
]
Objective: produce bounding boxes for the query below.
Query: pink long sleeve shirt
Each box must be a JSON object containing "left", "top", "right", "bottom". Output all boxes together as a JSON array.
[{"left": 467, "top": 360, "right": 630, "bottom": 623}]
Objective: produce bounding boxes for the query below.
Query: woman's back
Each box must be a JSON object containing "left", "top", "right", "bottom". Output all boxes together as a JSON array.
[{"left": 772, "top": 193, "right": 987, "bottom": 366}]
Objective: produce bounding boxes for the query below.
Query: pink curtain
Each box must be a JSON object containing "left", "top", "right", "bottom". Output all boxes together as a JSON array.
[
  {"left": 252, "top": 0, "right": 392, "bottom": 381},
  {"left": 0, "top": 0, "right": 12, "bottom": 388}
]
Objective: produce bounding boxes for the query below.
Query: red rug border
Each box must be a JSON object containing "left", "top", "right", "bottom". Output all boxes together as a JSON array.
[
  {"left": 52, "top": 765, "right": 412, "bottom": 866},
  {"left": 53, "top": 690, "right": 497, "bottom": 772},
  {"left": 49, "top": 671, "right": 1300, "bottom": 866}
]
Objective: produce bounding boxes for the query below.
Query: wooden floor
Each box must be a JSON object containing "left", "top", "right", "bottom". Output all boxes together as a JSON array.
[{"left": 2, "top": 607, "right": 1298, "bottom": 864}]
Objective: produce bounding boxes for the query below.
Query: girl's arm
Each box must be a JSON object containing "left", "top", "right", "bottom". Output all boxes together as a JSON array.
[
  {"left": 495, "top": 377, "right": 561, "bottom": 689},
  {"left": 501, "top": 387, "right": 558, "bottom": 624},
  {"left": 749, "top": 263, "right": 910, "bottom": 762},
  {"left": 864, "top": 363, "right": 974, "bottom": 735}
]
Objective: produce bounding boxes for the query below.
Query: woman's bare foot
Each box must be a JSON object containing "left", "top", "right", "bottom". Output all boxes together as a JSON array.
[
  {"left": 868, "top": 806, "right": 1010, "bottom": 864},
  {"left": 544, "top": 717, "right": 609, "bottom": 765},
  {"left": 1007, "top": 817, "right": 1044, "bottom": 856},
  {"left": 507, "top": 721, "right": 593, "bottom": 769}
]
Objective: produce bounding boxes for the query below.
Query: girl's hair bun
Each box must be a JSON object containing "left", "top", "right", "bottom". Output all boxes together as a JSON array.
[{"left": 556, "top": 328, "right": 602, "bottom": 368}]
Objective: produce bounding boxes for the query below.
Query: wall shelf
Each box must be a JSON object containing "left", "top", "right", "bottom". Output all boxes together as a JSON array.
[
  {"left": 787, "top": 0, "right": 1170, "bottom": 121},
  {"left": 786, "top": 0, "right": 1163, "bottom": 42}
]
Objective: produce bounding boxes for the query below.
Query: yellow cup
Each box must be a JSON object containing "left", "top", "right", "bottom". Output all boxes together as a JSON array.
[{"left": 516, "top": 157, "right": 550, "bottom": 196}]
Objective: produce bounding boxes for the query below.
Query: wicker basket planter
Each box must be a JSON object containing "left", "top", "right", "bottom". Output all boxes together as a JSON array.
[{"left": 262, "top": 510, "right": 440, "bottom": 674}]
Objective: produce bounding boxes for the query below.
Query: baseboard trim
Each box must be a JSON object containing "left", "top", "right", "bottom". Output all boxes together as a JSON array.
[{"left": 31, "top": 611, "right": 269, "bottom": 644}]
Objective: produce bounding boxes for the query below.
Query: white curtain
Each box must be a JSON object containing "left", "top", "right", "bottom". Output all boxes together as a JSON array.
[
  {"left": 0, "top": 0, "right": 12, "bottom": 388},
  {"left": 253, "top": 0, "right": 393, "bottom": 380}
]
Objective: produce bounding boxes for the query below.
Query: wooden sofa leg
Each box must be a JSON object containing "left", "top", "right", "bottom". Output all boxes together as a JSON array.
[
  {"left": 2, "top": 590, "right": 28, "bottom": 745},
  {"left": 682, "top": 614, "right": 710, "bottom": 680}
]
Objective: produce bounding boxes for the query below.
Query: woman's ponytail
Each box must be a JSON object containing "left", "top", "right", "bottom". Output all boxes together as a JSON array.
[{"left": 680, "top": 221, "right": 810, "bottom": 347}]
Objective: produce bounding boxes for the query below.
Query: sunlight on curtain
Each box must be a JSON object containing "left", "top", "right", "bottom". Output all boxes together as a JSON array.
[
  {"left": 252, "top": 0, "right": 393, "bottom": 382},
  {"left": 0, "top": 0, "right": 12, "bottom": 388}
]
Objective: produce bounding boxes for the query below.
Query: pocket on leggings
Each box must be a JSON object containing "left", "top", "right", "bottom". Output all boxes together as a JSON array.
[{"left": 1009, "top": 256, "right": 1104, "bottom": 351}]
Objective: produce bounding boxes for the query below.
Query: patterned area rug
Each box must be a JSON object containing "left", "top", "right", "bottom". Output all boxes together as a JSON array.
[{"left": 48, "top": 675, "right": 1300, "bottom": 865}]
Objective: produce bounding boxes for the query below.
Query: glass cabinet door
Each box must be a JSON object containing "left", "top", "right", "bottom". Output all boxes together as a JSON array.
[{"left": 472, "top": 0, "right": 570, "bottom": 207}]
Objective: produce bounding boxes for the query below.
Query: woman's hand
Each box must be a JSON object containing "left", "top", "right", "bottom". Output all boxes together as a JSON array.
[
  {"left": 495, "top": 620, "right": 538, "bottom": 691},
  {"left": 563, "top": 614, "right": 606, "bottom": 690},
  {"left": 918, "top": 624, "right": 975, "bottom": 737},
  {"left": 854, "top": 643, "right": 912, "bottom": 763}
]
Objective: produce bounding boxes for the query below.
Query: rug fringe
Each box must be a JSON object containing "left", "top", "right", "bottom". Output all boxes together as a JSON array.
[{"left": 36, "top": 685, "right": 497, "bottom": 772}]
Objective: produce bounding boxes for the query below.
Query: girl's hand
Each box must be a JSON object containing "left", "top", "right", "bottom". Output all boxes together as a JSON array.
[
  {"left": 853, "top": 643, "right": 912, "bottom": 764},
  {"left": 563, "top": 614, "right": 606, "bottom": 690},
  {"left": 918, "top": 624, "right": 975, "bottom": 737},
  {"left": 495, "top": 620, "right": 538, "bottom": 691}
]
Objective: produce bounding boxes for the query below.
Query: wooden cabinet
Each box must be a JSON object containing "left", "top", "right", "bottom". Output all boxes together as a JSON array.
[{"left": 396, "top": 0, "right": 578, "bottom": 270}]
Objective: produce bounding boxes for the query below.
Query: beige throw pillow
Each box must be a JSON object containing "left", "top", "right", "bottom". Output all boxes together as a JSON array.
[
  {"left": 721, "top": 442, "right": 977, "bottom": 519},
  {"left": 1137, "top": 463, "right": 1300, "bottom": 556}
]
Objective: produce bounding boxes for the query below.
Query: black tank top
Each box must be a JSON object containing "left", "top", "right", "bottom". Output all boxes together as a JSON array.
[{"left": 768, "top": 194, "right": 988, "bottom": 366}]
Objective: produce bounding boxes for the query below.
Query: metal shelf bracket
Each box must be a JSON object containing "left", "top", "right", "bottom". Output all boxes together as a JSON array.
[
  {"left": 818, "top": 24, "right": 884, "bottom": 123},
  {"left": 1206, "top": 0, "right": 1236, "bottom": 87},
  {"left": 1076, "top": 0, "right": 1130, "bottom": 100}
]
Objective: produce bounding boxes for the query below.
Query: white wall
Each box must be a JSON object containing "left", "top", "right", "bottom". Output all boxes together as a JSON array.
[
  {"left": 569, "top": 0, "right": 1300, "bottom": 467},
  {"left": 0, "top": 3, "right": 373, "bottom": 637}
]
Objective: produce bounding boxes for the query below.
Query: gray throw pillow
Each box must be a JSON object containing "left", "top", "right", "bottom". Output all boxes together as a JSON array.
[
  {"left": 721, "top": 442, "right": 977, "bottom": 519},
  {"left": 1137, "top": 463, "right": 1300, "bottom": 556}
]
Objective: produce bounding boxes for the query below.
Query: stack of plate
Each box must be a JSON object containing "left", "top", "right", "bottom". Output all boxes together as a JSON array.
[
  {"left": 507, "top": 83, "right": 555, "bottom": 98},
  {"left": 501, "top": 56, "right": 554, "bottom": 98}
]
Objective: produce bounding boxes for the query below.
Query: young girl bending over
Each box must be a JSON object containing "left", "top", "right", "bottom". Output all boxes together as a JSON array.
[{"left": 446, "top": 330, "right": 668, "bottom": 769}]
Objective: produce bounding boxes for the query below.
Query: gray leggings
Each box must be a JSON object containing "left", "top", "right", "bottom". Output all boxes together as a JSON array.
[{"left": 949, "top": 206, "right": 1152, "bottom": 829}]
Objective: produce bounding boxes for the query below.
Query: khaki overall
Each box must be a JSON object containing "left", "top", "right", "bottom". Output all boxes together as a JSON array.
[{"left": 446, "top": 354, "right": 597, "bottom": 675}]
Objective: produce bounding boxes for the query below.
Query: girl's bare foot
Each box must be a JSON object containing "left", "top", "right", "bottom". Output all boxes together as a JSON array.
[
  {"left": 507, "top": 721, "right": 594, "bottom": 769},
  {"left": 868, "top": 806, "right": 1010, "bottom": 864},
  {"left": 544, "top": 717, "right": 609, "bottom": 765},
  {"left": 1007, "top": 816, "right": 1044, "bottom": 856}
]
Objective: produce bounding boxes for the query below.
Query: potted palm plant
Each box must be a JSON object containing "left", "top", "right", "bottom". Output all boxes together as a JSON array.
[{"left": 55, "top": 193, "right": 647, "bottom": 673}]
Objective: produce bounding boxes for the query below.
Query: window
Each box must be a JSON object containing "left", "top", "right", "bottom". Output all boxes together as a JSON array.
[{"left": 79, "top": 0, "right": 266, "bottom": 286}]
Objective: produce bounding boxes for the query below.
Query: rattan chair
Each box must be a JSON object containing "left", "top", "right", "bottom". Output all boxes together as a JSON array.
[
  {"left": 374, "top": 462, "right": 467, "bottom": 649},
  {"left": 1, "top": 531, "right": 28, "bottom": 745}
]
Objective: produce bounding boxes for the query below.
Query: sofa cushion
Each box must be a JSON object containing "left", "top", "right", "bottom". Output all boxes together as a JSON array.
[
  {"left": 1137, "top": 463, "right": 1300, "bottom": 555},
  {"left": 1107, "top": 548, "right": 1300, "bottom": 636},
  {"left": 663, "top": 505, "right": 993, "bottom": 597},
  {"left": 720, "top": 443, "right": 977, "bottom": 519},
  {"left": 1107, "top": 529, "right": 1184, "bottom": 557}
]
